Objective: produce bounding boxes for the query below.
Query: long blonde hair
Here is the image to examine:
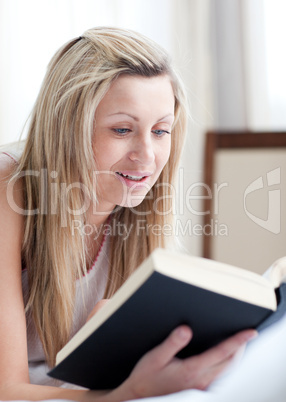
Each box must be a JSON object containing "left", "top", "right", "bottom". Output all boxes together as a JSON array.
[{"left": 14, "top": 27, "right": 188, "bottom": 366}]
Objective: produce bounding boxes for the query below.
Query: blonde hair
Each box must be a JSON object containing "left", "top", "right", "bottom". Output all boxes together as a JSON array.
[{"left": 14, "top": 27, "right": 188, "bottom": 366}]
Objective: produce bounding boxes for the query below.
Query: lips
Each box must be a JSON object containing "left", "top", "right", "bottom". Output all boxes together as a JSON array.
[
  {"left": 115, "top": 171, "right": 152, "bottom": 188},
  {"left": 116, "top": 171, "right": 152, "bottom": 180},
  {"left": 116, "top": 172, "right": 146, "bottom": 181}
]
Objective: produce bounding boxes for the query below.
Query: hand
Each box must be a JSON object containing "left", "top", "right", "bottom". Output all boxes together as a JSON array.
[
  {"left": 118, "top": 326, "right": 257, "bottom": 399},
  {"left": 87, "top": 299, "right": 109, "bottom": 322}
]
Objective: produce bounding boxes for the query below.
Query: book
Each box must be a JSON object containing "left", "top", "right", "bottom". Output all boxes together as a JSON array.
[{"left": 48, "top": 248, "right": 286, "bottom": 390}]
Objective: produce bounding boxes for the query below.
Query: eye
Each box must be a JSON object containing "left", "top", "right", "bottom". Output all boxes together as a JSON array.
[
  {"left": 152, "top": 129, "right": 171, "bottom": 137},
  {"left": 112, "top": 128, "right": 131, "bottom": 135}
]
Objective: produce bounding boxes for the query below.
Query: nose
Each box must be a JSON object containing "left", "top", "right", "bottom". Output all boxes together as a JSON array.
[{"left": 129, "top": 133, "right": 155, "bottom": 165}]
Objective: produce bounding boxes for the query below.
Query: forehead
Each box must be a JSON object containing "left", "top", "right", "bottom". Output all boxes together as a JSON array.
[{"left": 95, "top": 74, "right": 175, "bottom": 118}]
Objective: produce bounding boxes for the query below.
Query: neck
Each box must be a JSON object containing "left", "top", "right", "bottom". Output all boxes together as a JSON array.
[
  {"left": 86, "top": 198, "right": 115, "bottom": 227},
  {"left": 84, "top": 208, "right": 111, "bottom": 267}
]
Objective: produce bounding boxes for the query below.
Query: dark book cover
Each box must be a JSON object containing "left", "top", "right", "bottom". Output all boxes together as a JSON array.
[{"left": 48, "top": 272, "right": 284, "bottom": 390}]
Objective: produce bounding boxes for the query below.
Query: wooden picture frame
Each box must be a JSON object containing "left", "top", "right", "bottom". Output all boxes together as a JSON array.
[{"left": 203, "top": 131, "right": 286, "bottom": 274}]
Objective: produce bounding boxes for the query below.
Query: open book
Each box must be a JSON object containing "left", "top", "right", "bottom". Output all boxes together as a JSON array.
[{"left": 48, "top": 249, "right": 286, "bottom": 390}]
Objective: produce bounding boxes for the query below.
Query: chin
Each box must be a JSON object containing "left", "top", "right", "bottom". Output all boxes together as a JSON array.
[{"left": 120, "top": 197, "right": 146, "bottom": 209}]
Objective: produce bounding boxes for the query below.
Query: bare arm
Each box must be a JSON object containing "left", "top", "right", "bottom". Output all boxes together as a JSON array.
[{"left": 0, "top": 154, "right": 30, "bottom": 391}]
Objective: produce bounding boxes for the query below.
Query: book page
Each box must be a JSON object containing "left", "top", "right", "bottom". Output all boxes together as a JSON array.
[{"left": 266, "top": 256, "right": 286, "bottom": 288}]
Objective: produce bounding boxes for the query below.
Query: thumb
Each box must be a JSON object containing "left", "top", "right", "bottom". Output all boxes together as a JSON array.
[
  {"left": 146, "top": 326, "right": 192, "bottom": 368},
  {"left": 87, "top": 299, "right": 109, "bottom": 321}
]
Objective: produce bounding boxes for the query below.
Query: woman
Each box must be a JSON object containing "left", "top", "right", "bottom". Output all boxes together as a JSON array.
[{"left": 0, "top": 27, "right": 256, "bottom": 401}]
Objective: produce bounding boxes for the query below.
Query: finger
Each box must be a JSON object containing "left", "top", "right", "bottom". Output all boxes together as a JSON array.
[
  {"left": 94, "top": 299, "right": 109, "bottom": 312},
  {"left": 87, "top": 299, "right": 109, "bottom": 321},
  {"left": 203, "top": 330, "right": 257, "bottom": 366},
  {"left": 193, "top": 353, "right": 236, "bottom": 391},
  {"left": 146, "top": 326, "right": 193, "bottom": 368},
  {"left": 187, "top": 329, "right": 257, "bottom": 369}
]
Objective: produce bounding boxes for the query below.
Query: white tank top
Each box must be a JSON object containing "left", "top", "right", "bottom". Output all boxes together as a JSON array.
[{"left": 1, "top": 141, "right": 110, "bottom": 387}]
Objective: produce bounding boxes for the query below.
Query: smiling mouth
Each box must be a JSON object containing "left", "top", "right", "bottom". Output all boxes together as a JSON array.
[{"left": 116, "top": 172, "right": 147, "bottom": 181}]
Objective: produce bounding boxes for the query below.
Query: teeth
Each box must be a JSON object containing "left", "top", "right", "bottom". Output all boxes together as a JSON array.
[{"left": 117, "top": 172, "right": 145, "bottom": 181}]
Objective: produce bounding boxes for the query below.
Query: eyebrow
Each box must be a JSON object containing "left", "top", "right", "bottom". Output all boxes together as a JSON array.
[{"left": 107, "top": 112, "right": 174, "bottom": 122}]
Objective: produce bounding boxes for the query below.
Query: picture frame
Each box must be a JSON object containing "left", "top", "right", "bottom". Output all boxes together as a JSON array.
[{"left": 203, "top": 131, "right": 286, "bottom": 274}]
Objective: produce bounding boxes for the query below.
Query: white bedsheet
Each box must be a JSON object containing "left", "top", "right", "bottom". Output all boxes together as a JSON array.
[
  {"left": 128, "top": 311, "right": 286, "bottom": 402},
  {"left": 3, "top": 312, "right": 286, "bottom": 402}
]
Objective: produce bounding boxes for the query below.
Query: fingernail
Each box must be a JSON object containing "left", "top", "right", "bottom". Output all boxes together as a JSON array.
[
  {"left": 175, "top": 327, "right": 191, "bottom": 340},
  {"left": 243, "top": 330, "right": 258, "bottom": 342}
]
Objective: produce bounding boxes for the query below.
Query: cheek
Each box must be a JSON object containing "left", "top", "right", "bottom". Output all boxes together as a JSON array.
[
  {"left": 158, "top": 140, "right": 171, "bottom": 168},
  {"left": 93, "top": 143, "right": 116, "bottom": 170}
]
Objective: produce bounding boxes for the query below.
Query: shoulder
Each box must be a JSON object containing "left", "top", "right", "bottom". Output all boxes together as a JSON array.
[
  {"left": 0, "top": 151, "right": 17, "bottom": 171},
  {"left": 0, "top": 140, "right": 26, "bottom": 209},
  {"left": 0, "top": 150, "right": 24, "bottom": 207},
  {"left": 0, "top": 140, "right": 26, "bottom": 164}
]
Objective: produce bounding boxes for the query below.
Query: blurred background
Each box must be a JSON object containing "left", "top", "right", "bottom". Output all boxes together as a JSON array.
[{"left": 0, "top": 0, "right": 285, "bottom": 272}]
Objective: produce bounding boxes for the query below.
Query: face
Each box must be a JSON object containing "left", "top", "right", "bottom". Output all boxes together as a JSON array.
[{"left": 92, "top": 74, "right": 175, "bottom": 214}]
